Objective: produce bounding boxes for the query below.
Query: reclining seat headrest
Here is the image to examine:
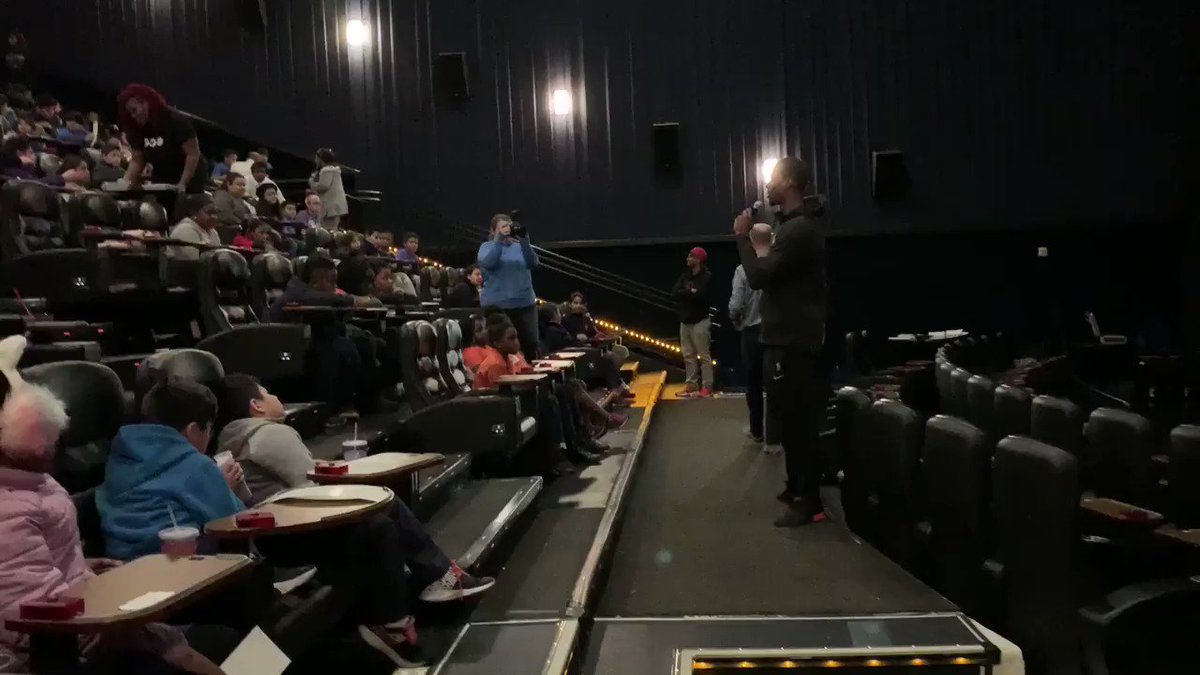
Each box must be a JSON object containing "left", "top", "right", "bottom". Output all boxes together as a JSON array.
[
  {"left": 134, "top": 349, "right": 225, "bottom": 416},
  {"left": 19, "top": 345, "right": 125, "bottom": 492}
]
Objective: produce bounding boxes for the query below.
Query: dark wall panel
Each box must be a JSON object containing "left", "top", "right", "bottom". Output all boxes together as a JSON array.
[{"left": 10, "top": 0, "right": 1190, "bottom": 242}]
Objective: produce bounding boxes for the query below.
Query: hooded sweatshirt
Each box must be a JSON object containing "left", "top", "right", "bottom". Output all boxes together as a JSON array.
[
  {"left": 96, "top": 425, "right": 244, "bottom": 561},
  {"left": 217, "top": 418, "right": 315, "bottom": 506}
]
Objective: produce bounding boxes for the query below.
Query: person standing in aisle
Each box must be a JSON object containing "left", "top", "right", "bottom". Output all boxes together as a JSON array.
[
  {"left": 729, "top": 223, "right": 781, "bottom": 453},
  {"left": 477, "top": 213, "right": 540, "bottom": 364},
  {"left": 672, "top": 247, "right": 714, "bottom": 398},
  {"left": 734, "top": 157, "right": 828, "bottom": 527}
]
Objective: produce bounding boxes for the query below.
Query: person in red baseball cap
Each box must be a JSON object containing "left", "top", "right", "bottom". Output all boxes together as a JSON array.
[{"left": 672, "top": 246, "right": 714, "bottom": 397}]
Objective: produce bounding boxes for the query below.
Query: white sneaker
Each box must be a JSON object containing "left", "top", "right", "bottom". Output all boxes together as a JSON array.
[
  {"left": 418, "top": 562, "right": 496, "bottom": 603},
  {"left": 762, "top": 444, "right": 783, "bottom": 455}
]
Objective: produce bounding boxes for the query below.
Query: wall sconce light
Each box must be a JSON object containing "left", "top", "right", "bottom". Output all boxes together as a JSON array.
[
  {"left": 760, "top": 157, "right": 779, "bottom": 184},
  {"left": 346, "top": 19, "right": 369, "bottom": 47},
  {"left": 551, "top": 89, "right": 572, "bottom": 116}
]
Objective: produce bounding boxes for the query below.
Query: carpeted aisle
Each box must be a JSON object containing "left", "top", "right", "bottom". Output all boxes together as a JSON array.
[{"left": 596, "top": 397, "right": 952, "bottom": 617}]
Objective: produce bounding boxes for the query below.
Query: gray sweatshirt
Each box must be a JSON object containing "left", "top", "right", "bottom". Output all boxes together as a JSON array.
[{"left": 216, "top": 418, "right": 314, "bottom": 505}]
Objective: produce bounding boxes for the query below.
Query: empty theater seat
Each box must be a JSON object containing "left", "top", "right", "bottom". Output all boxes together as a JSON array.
[
  {"left": 1166, "top": 425, "right": 1200, "bottom": 528},
  {"left": 134, "top": 348, "right": 225, "bottom": 416},
  {"left": 948, "top": 367, "right": 971, "bottom": 418},
  {"left": 196, "top": 248, "right": 258, "bottom": 335},
  {"left": 965, "top": 374, "right": 996, "bottom": 434},
  {"left": 868, "top": 399, "right": 924, "bottom": 574},
  {"left": 921, "top": 415, "right": 991, "bottom": 618},
  {"left": 1030, "top": 395, "right": 1084, "bottom": 458},
  {"left": 989, "top": 436, "right": 1080, "bottom": 675},
  {"left": 22, "top": 360, "right": 125, "bottom": 494},
  {"left": 434, "top": 316, "right": 472, "bottom": 396},
  {"left": 1083, "top": 408, "right": 1155, "bottom": 505},
  {"left": 833, "top": 386, "right": 872, "bottom": 533},
  {"left": 993, "top": 384, "right": 1033, "bottom": 439},
  {"left": 0, "top": 181, "right": 99, "bottom": 302}
]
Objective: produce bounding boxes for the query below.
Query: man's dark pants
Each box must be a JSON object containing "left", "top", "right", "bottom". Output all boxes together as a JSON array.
[
  {"left": 741, "top": 325, "right": 779, "bottom": 443},
  {"left": 763, "top": 344, "right": 827, "bottom": 503}
]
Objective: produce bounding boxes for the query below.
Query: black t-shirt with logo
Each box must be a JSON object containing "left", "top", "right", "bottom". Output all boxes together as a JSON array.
[{"left": 128, "top": 108, "right": 209, "bottom": 192}]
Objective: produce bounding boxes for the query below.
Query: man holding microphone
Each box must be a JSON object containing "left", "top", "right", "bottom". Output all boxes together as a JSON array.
[{"left": 733, "top": 157, "right": 828, "bottom": 527}]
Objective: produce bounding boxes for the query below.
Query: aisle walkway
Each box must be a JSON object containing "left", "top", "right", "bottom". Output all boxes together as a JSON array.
[{"left": 597, "top": 397, "right": 952, "bottom": 617}]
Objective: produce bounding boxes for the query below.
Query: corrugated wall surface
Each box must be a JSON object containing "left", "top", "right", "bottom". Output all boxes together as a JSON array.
[{"left": 8, "top": 0, "right": 1191, "bottom": 242}]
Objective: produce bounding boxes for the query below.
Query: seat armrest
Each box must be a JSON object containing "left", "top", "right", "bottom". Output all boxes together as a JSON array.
[
  {"left": 1079, "top": 577, "right": 1200, "bottom": 629},
  {"left": 398, "top": 395, "right": 528, "bottom": 457}
]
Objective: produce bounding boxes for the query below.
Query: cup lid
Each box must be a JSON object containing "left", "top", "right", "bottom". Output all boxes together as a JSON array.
[
  {"left": 159, "top": 526, "right": 199, "bottom": 538},
  {"left": 342, "top": 439, "right": 369, "bottom": 448}
]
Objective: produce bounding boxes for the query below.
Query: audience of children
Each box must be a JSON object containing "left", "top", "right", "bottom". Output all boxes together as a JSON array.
[{"left": 0, "top": 336, "right": 236, "bottom": 675}]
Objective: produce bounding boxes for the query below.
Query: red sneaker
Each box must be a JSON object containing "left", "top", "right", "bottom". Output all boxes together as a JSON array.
[
  {"left": 606, "top": 413, "right": 629, "bottom": 431},
  {"left": 697, "top": 387, "right": 713, "bottom": 398}
]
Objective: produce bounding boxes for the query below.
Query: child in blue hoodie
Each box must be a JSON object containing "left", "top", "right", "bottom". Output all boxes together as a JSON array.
[{"left": 97, "top": 380, "right": 244, "bottom": 561}]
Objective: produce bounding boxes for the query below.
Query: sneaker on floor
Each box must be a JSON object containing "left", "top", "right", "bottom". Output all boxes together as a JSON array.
[
  {"left": 676, "top": 383, "right": 700, "bottom": 398},
  {"left": 775, "top": 488, "right": 797, "bottom": 505},
  {"left": 744, "top": 428, "right": 764, "bottom": 444},
  {"left": 773, "top": 502, "right": 827, "bottom": 528},
  {"left": 697, "top": 387, "right": 713, "bottom": 398},
  {"left": 419, "top": 563, "right": 496, "bottom": 603},
  {"left": 762, "top": 443, "right": 783, "bottom": 455},
  {"left": 606, "top": 413, "right": 628, "bottom": 431},
  {"left": 357, "top": 624, "right": 425, "bottom": 667}
]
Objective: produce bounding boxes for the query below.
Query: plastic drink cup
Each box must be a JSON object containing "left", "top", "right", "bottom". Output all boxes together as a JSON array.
[
  {"left": 342, "top": 439, "right": 368, "bottom": 461},
  {"left": 159, "top": 526, "right": 199, "bottom": 559}
]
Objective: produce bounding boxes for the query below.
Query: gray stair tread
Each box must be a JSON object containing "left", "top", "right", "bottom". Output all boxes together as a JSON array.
[
  {"left": 472, "top": 507, "right": 604, "bottom": 621},
  {"left": 435, "top": 621, "right": 569, "bottom": 675},
  {"left": 426, "top": 477, "right": 542, "bottom": 569},
  {"left": 418, "top": 452, "right": 470, "bottom": 496}
]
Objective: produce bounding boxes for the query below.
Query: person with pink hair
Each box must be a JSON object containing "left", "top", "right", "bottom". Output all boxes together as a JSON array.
[
  {"left": 0, "top": 336, "right": 233, "bottom": 674},
  {"left": 116, "top": 83, "right": 208, "bottom": 193}
]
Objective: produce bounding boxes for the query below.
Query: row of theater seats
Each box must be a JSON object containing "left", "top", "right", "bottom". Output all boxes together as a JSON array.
[
  {"left": 831, "top": 336, "right": 1200, "bottom": 675},
  {"left": 24, "top": 340, "right": 546, "bottom": 666}
]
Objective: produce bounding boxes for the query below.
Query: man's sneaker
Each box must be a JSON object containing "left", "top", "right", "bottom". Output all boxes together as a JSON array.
[
  {"left": 762, "top": 443, "right": 783, "bottom": 455},
  {"left": 697, "top": 387, "right": 713, "bottom": 398},
  {"left": 606, "top": 413, "right": 628, "bottom": 431},
  {"left": 357, "top": 624, "right": 425, "bottom": 667},
  {"left": 775, "top": 488, "right": 798, "bottom": 505},
  {"left": 773, "top": 501, "right": 827, "bottom": 528},
  {"left": 676, "top": 383, "right": 700, "bottom": 398},
  {"left": 744, "top": 428, "right": 764, "bottom": 444},
  {"left": 419, "top": 563, "right": 496, "bottom": 603}
]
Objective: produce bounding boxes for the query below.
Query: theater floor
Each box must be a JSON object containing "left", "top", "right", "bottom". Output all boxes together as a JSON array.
[{"left": 595, "top": 397, "right": 952, "bottom": 617}]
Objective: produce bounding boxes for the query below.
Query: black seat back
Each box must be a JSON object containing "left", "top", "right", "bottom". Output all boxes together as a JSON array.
[
  {"left": 434, "top": 317, "right": 471, "bottom": 396},
  {"left": 249, "top": 251, "right": 293, "bottom": 319},
  {"left": 1167, "top": 425, "right": 1200, "bottom": 528},
  {"left": 948, "top": 367, "right": 971, "bottom": 418},
  {"left": 119, "top": 198, "right": 169, "bottom": 234},
  {"left": 993, "top": 384, "right": 1032, "bottom": 439},
  {"left": 302, "top": 227, "right": 332, "bottom": 255},
  {"left": 935, "top": 354, "right": 953, "bottom": 408},
  {"left": 833, "top": 386, "right": 873, "bottom": 532},
  {"left": 22, "top": 360, "right": 125, "bottom": 494},
  {"left": 418, "top": 267, "right": 434, "bottom": 301},
  {"left": 922, "top": 415, "right": 990, "bottom": 616},
  {"left": 65, "top": 192, "right": 121, "bottom": 242},
  {"left": 196, "top": 249, "right": 255, "bottom": 335},
  {"left": 869, "top": 399, "right": 924, "bottom": 572},
  {"left": 399, "top": 320, "right": 446, "bottom": 410},
  {"left": 196, "top": 324, "right": 311, "bottom": 402},
  {"left": 0, "top": 180, "right": 67, "bottom": 257},
  {"left": 965, "top": 374, "right": 996, "bottom": 434},
  {"left": 444, "top": 267, "right": 462, "bottom": 290},
  {"left": 1084, "top": 407, "right": 1153, "bottom": 503},
  {"left": 134, "top": 348, "right": 225, "bottom": 417},
  {"left": 991, "top": 436, "right": 1079, "bottom": 674},
  {"left": 1030, "top": 395, "right": 1083, "bottom": 458}
]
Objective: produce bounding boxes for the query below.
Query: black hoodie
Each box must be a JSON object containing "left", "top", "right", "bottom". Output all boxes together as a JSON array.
[{"left": 671, "top": 266, "right": 713, "bottom": 325}]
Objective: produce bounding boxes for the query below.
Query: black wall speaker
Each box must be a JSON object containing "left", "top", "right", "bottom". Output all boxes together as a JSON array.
[
  {"left": 435, "top": 52, "right": 470, "bottom": 104},
  {"left": 653, "top": 122, "right": 682, "bottom": 184},
  {"left": 872, "top": 149, "right": 909, "bottom": 203}
]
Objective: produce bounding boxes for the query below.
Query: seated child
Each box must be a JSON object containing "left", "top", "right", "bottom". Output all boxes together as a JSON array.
[
  {"left": 214, "top": 374, "right": 494, "bottom": 665},
  {"left": 97, "top": 380, "right": 245, "bottom": 561},
  {"left": 538, "top": 303, "right": 635, "bottom": 402},
  {"left": 0, "top": 338, "right": 233, "bottom": 674}
]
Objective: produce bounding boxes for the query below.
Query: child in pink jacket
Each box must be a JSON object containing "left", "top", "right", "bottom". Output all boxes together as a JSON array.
[{"left": 0, "top": 336, "right": 228, "bottom": 674}]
